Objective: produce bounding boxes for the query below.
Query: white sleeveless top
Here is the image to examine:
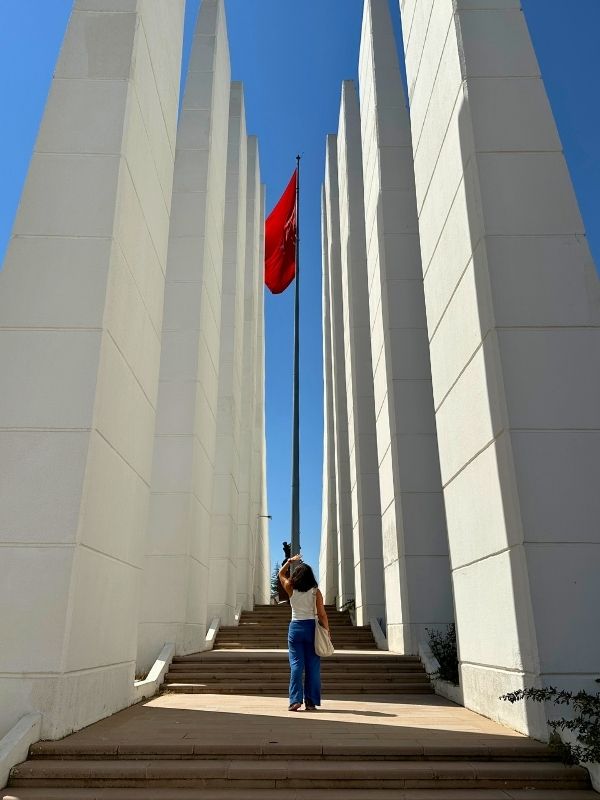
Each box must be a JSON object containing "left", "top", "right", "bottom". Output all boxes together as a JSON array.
[{"left": 290, "top": 588, "right": 317, "bottom": 621}]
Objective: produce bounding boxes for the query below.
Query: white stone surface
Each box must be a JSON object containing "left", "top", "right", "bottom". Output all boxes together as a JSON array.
[
  {"left": 138, "top": 0, "right": 231, "bottom": 672},
  {"left": 0, "top": 713, "right": 42, "bottom": 790},
  {"left": 400, "top": 0, "right": 600, "bottom": 735},
  {"left": 208, "top": 82, "right": 248, "bottom": 626},
  {"left": 336, "top": 81, "right": 386, "bottom": 627},
  {"left": 0, "top": 0, "right": 185, "bottom": 740},
  {"left": 253, "top": 184, "right": 271, "bottom": 605},
  {"left": 235, "top": 137, "right": 263, "bottom": 610},
  {"left": 324, "top": 136, "right": 355, "bottom": 607},
  {"left": 319, "top": 186, "right": 339, "bottom": 604},
  {"left": 132, "top": 643, "right": 175, "bottom": 704},
  {"left": 358, "top": 0, "right": 453, "bottom": 653}
]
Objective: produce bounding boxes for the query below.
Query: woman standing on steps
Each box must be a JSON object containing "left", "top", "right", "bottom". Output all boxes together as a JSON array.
[{"left": 279, "top": 555, "right": 330, "bottom": 712}]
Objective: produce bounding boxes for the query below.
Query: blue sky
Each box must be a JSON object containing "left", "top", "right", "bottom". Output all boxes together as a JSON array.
[{"left": 1, "top": 1, "right": 599, "bottom": 578}]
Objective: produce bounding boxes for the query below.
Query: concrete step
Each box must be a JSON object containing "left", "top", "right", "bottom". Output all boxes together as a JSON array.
[
  {"left": 239, "top": 616, "right": 353, "bottom": 621},
  {"left": 164, "top": 671, "right": 431, "bottom": 683},
  {"left": 167, "top": 665, "right": 428, "bottom": 675},
  {"left": 212, "top": 644, "right": 377, "bottom": 650},
  {"left": 241, "top": 603, "right": 351, "bottom": 619},
  {"left": 212, "top": 625, "right": 374, "bottom": 642},
  {"left": 10, "top": 759, "right": 590, "bottom": 790},
  {"left": 224, "top": 632, "right": 357, "bottom": 637},
  {"left": 217, "top": 624, "right": 370, "bottom": 630},
  {"left": 161, "top": 682, "right": 435, "bottom": 694},
  {"left": 241, "top": 608, "right": 347, "bottom": 613},
  {"left": 29, "top": 741, "right": 556, "bottom": 762},
  {"left": 4, "top": 790, "right": 600, "bottom": 800},
  {"left": 213, "top": 639, "right": 376, "bottom": 643},
  {"left": 213, "top": 639, "right": 376, "bottom": 646},
  {"left": 234, "top": 623, "right": 354, "bottom": 629},
  {"left": 172, "top": 653, "right": 421, "bottom": 663},
  {"left": 214, "top": 634, "right": 374, "bottom": 640},
  {"left": 164, "top": 670, "right": 429, "bottom": 681}
]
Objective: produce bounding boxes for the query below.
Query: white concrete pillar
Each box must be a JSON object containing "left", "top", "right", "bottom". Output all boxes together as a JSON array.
[
  {"left": 253, "top": 185, "right": 271, "bottom": 605},
  {"left": 137, "top": 0, "right": 231, "bottom": 671},
  {"left": 400, "top": 0, "right": 600, "bottom": 735},
  {"left": 208, "top": 82, "right": 248, "bottom": 624},
  {"left": 319, "top": 186, "right": 339, "bottom": 604},
  {"left": 324, "top": 136, "right": 356, "bottom": 608},
  {"left": 358, "top": 0, "right": 453, "bottom": 653},
  {"left": 236, "top": 136, "right": 261, "bottom": 610},
  {"left": 0, "top": 0, "right": 185, "bottom": 739},
  {"left": 337, "top": 82, "right": 386, "bottom": 626}
]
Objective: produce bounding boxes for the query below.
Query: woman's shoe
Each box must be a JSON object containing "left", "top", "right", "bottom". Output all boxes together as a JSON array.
[
  {"left": 305, "top": 704, "right": 317, "bottom": 711},
  {"left": 288, "top": 702, "right": 302, "bottom": 712}
]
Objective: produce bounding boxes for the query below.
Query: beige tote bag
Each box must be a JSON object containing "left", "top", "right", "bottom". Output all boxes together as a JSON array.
[{"left": 313, "top": 590, "right": 334, "bottom": 657}]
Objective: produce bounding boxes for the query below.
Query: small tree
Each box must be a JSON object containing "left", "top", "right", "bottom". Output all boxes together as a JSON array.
[
  {"left": 427, "top": 624, "right": 459, "bottom": 686},
  {"left": 501, "top": 685, "right": 600, "bottom": 766},
  {"left": 270, "top": 562, "right": 280, "bottom": 597}
]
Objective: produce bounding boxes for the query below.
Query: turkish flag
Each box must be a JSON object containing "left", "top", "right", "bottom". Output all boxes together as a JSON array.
[{"left": 265, "top": 170, "right": 297, "bottom": 294}]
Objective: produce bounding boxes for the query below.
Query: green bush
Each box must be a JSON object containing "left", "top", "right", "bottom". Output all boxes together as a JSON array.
[
  {"left": 426, "top": 624, "right": 459, "bottom": 685},
  {"left": 501, "top": 684, "right": 600, "bottom": 765}
]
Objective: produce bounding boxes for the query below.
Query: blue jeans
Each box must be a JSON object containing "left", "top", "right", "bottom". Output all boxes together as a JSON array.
[{"left": 288, "top": 619, "right": 321, "bottom": 706}]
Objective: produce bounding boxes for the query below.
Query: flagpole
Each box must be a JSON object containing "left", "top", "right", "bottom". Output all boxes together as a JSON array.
[{"left": 290, "top": 155, "right": 301, "bottom": 558}]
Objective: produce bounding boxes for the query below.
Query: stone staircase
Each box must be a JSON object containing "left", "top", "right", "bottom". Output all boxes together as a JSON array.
[
  {"left": 212, "top": 604, "right": 375, "bottom": 649},
  {"left": 5, "top": 743, "right": 595, "bottom": 798},
  {"left": 164, "top": 651, "right": 432, "bottom": 695},
  {"left": 3, "top": 601, "right": 595, "bottom": 798},
  {"left": 163, "top": 604, "right": 433, "bottom": 696}
]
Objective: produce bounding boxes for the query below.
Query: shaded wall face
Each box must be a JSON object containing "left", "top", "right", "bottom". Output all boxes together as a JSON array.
[
  {"left": 0, "top": 0, "right": 186, "bottom": 739},
  {"left": 336, "top": 81, "right": 386, "bottom": 627},
  {"left": 324, "top": 135, "right": 356, "bottom": 608},
  {"left": 0, "top": 0, "right": 270, "bottom": 741},
  {"left": 320, "top": 183, "right": 340, "bottom": 605},
  {"left": 235, "top": 137, "right": 263, "bottom": 611},
  {"left": 399, "top": 0, "right": 600, "bottom": 735},
  {"left": 207, "top": 83, "right": 249, "bottom": 625},
  {"left": 137, "top": 0, "right": 232, "bottom": 672},
  {"left": 139, "top": 7, "right": 268, "bottom": 663},
  {"left": 356, "top": 0, "right": 453, "bottom": 653}
]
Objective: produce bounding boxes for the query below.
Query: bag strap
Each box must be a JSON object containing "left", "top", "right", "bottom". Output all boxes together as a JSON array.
[{"left": 313, "top": 587, "right": 318, "bottom": 620}]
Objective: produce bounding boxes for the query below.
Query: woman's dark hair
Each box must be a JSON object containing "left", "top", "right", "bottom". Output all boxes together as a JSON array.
[{"left": 290, "top": 562, "right": 318, "bottom": 593}]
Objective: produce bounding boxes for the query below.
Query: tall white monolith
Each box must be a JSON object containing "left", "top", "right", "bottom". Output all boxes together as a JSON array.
[
  {"left": 208, "top": 83, "right": 248, "bottom": 624},
  {"left": 319, "top": 185, "right": 340, "bottom": 604},
  {"left": 253, "top": 185, "right": 271, "bottom": 605},
  {"left": 337, "top": 82, "right": 386, "bottom": 626},
  {"left": 236, "top": 137, "right": 262, "bottom": 610},
  {"left": 0, "top": 0, "right": 185, "bottom": 738},
  {"left": 399, "top": 0, "right": 600, "bottom": 734},
  {"left": 137, "top": 0, "right": 231, "bottom": 670},
  {"left": 324, "top": 136, "right": 356, "bottom": 608},
  {"left": 359, "top": 0, "right": 453, "bottom": 653}
]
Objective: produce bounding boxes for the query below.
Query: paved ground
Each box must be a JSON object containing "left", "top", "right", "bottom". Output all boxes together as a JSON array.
[{"left": 36, "top": 692, "right": 541, "bottom": 758}]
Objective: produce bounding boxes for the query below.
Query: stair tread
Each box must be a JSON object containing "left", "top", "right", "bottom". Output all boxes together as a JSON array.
[
  {"left": 13, "top": 608, "right": 589, "bottom": 796},
  {"left": 11, "top": 759, "right": 589, "bottom": 783},
  {"left": 166, "top": 676, "right": 428, "bottom": 680},
  {"left": 29, "top": 742, "right": 555, "bottom": 760},
  {"left": 3, "top": 791, "right": 599, "bottom": 800},
  {"left": 163, "top": 684, "right": 434, "bottom": 690}
]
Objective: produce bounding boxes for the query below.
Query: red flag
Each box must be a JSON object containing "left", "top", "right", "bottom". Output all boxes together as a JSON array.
[{"left": 265, "top": 170, "right": 297, "bottom": 294}]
